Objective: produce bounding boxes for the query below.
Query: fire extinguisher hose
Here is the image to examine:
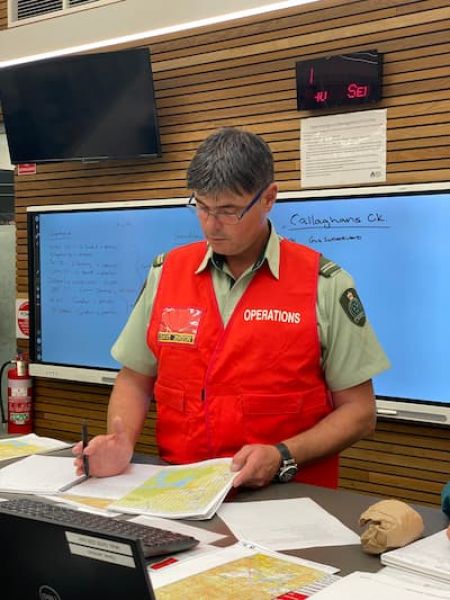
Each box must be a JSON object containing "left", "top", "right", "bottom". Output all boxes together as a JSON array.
[{"left": 0, "top": 361, "right": 11, "bottom": 424}]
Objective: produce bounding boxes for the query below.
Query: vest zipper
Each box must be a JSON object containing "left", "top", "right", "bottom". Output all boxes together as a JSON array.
[{"left": 201, "top": 388, "right": 205, "bottom": 402}]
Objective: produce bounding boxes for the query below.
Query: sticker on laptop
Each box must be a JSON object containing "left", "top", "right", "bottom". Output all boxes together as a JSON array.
[{"left": 65, "top": 531, "right": 136, "bottom": 568}]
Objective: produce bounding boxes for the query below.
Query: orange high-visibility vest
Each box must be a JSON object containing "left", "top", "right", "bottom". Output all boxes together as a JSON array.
[{"left": 147, "top": 239, "right": 339, "bottom": 488}]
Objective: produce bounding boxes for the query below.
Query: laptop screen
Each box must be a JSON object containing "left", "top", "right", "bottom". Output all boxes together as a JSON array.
[{"left": 0, "top": 507, "right": 156, "bottom": 600}]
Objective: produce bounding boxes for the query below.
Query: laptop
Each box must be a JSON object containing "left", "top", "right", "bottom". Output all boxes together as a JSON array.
[{"left": 0, "top": 503, "right": 156, "bottom": 600}]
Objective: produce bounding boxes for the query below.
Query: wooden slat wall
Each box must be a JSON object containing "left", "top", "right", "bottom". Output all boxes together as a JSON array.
[
  {"left": 12, "top": 0, "right": 450, "bottom": 506},
  {"left": 0, "top": 0, "right": 7, "bottom": 29}
]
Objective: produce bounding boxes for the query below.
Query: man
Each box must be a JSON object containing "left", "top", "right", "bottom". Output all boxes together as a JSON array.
[{"left": 74, "top": 127, "right": 389, "bottom": 489}]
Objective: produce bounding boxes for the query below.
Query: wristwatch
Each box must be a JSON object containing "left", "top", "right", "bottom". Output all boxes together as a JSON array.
[{"left": 275, "top": 442, "right": 298, "bottom": 483}]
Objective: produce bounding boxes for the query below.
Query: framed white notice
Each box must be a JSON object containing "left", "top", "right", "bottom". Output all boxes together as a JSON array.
[{"left": 301, "top": 109, "right": 387, "bottom": 188}]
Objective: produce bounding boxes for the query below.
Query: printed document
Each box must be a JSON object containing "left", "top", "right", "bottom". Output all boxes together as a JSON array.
[
  {"left": 218, "top": 497, "right": 360, "bottom": 550},
  {"left": 110, "top": 458, "right": 237, "bottom": 519},
  {"left": 0, "top": 455, "right": 85, "bottom": 494},
  {"left": 0, "top": 433, "right": 71, "bottom": 462}
]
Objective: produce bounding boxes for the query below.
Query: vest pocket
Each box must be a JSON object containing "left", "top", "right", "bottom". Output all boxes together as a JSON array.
[
  {"left": 154, "top": 381, "right": 185, "bottom": 412},
  {"left": 240, "top": 390, "right": 329, "bottom": 444},
  {"left": 154, "top": 382, "right": 212, "bottom": 463},
  {"left": 241, "top": 392, "right": 302, "bottom": 415}
]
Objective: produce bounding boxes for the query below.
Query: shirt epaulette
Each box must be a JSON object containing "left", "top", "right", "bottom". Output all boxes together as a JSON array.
[
  {"left": 152, "top": 253, "right": 166, "bottom": 268},
  {"left": 319, "top": 255, "right": 342, "bottom": 278}
]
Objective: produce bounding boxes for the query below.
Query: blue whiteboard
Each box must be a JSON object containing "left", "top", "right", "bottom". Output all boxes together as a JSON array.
[
  {"left": 32, "top": 205, "right": 202, "bottom": 370},
  {"left": 272, "top": 193, "right": 450, "bottom": 406}
]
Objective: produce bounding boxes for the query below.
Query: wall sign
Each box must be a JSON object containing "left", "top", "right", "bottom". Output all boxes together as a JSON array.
[
  {"left": 17, "top": 163, "right": 37, "bottom": 175},
  {"left": 16, "top": 298, "right": 29, "bottom": 339},
  {"left": 300, "top": 109, "right": 387, "bottom": 188},
  {"left": 296, "top": 50, "right": 382, "bottom": 110}
]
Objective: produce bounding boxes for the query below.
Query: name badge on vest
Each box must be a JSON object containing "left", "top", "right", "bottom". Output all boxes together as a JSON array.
[{"left": 157, "top": 307, "right": 202, "bottom": 345}]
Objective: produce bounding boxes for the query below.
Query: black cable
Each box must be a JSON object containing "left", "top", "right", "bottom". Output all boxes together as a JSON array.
[{"left": 0, "top": 361, "right": 11, "bottom": 424}]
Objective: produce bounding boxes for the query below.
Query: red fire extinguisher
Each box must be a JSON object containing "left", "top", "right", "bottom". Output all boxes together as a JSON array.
[{"left": 0, "top": 354, "right": 33, "bottom": 434}]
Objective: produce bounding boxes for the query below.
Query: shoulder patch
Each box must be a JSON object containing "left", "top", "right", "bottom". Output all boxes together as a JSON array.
[
  {"left": 152, "top": 253, "right": 166, "bottom": 268},
  {"left": 319, "top": 255, "right": 342, "bottom": 278},
  {"left": 339, "top": 288, "right": 366, "bottom": 327}
]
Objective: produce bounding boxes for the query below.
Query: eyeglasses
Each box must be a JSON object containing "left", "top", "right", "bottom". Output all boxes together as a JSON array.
[{"left": 186, "top": 187, "right": 266, "bottom": 225}]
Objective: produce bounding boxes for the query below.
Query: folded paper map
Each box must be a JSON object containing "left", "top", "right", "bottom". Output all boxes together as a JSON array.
[
  {"left": 110, "top": 458, "right": 237, "bottom": 520},
  {"left": 0, "top": 433, "right": 71, "bottom": 462}
]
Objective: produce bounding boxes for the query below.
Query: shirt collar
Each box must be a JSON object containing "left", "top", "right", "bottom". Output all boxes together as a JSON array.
[{"left": 195, "top": 220, "right": 280, "bottom": 279}]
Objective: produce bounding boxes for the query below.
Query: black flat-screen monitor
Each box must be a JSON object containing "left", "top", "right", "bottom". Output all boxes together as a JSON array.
[
  {"left": 0, "top": 48, "right": 161, "bottom": 164},
  {"left": 27, "top": 183, "right": 450, "bottom": 426}
]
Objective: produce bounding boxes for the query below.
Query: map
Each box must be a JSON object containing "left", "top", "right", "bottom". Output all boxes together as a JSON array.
[
  {"left": 59, "top": 494, "right": 113, "bottom": 511},
  {"left": 0, "top": 434, "right": 70, "bottom": 462},
  {"left": 112, "top": 459, "right": 235, "bottom": 518},
  {"left": 0, "top": 440, "right": 42, "bottom": 461},
  {"left": 155, "top": 552, "right": 331, "bottom": 599}
]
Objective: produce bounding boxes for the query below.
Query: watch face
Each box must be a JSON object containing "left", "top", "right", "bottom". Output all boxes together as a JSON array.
[{"left": 278, "top": 464, "right": 298, "bottom": 483}]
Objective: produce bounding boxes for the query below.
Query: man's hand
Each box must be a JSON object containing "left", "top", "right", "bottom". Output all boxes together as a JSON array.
[
  {"left": 72, "top": 416, "right": 133, "bottom": 477},
  {"left": 231, "top": 444, "right": 281, "bottom": 488}
]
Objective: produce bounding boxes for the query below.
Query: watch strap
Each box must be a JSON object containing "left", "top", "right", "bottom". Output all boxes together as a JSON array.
[{"left": 275, "top": 442, "right": 294, "bottom": 465}]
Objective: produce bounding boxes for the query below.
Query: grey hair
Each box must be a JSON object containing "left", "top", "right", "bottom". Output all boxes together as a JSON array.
[{"left": 187, "top": 127, "right": 274, "bottom": 197}]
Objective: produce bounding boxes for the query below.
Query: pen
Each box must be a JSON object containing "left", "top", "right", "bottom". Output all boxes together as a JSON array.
[{"left": 81, "top": 421, "right": 90, "bottom": 477}]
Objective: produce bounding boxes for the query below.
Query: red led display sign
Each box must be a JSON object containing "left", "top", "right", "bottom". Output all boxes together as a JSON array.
[{"left": 296, "top": 50, "right": 382, "bottom": 110}]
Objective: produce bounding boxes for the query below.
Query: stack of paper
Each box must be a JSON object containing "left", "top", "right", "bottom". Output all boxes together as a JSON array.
[
  {"left": 110, "top": 458, "right": 237, "bottom": 519},
  {"left": 311, "top": 571, "right": 450, "bottom": 600},
  {"left": 0, "top": 433, "right": 71, "bottom": 462},
  {"left": 381, "top": 529, "right": 450, "bottom": 583},
  {"left": 0, "top": 455, "right": 86, "bottom": 495},
  {"left": 375, "top": 567, "right": 450, "bottom": 594}
]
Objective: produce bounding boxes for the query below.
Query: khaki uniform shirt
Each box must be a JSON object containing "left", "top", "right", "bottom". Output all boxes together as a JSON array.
[{"left": 112, "top": 224, "right": 390, "bottom": 391}]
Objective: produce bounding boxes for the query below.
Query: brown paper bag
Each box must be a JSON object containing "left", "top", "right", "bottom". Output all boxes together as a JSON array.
[{"left": 359, "top": 498, "right": 424, "bottom": 555}]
